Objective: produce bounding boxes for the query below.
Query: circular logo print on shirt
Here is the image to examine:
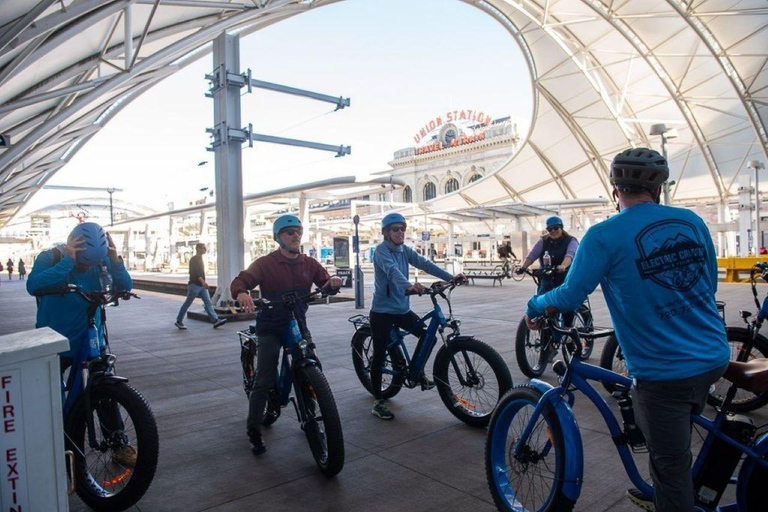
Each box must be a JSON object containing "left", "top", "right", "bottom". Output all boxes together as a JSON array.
[{"left": 634, "top": 219, "right": 706, "bottom": 291}]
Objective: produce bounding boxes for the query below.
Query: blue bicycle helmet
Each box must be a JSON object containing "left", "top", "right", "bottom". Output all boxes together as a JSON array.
[
  {"left": 546, "top": 216, "right": 563, "bottom": 228},
  {"left": 381, "top": 212, "right": 407, "bottom": 230},
  {"left": 70, "top": 222, "right": 108, "bottom": 267},
  {"left": 272, "top": 214, "right": 302, "bottom": 241}
]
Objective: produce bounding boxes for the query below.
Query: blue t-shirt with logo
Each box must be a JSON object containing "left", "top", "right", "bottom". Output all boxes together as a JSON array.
[{"left": 527, "top": 202, "right": 729, "bottom": 381}]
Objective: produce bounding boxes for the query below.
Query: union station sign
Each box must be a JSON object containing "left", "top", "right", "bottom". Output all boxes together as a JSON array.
[{"left": 413, "top": 109, "right": 494, "bottom": 144}]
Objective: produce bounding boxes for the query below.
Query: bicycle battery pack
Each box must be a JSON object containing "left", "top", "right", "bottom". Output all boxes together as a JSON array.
[{"left": 693, "top": 414, "right": 756, "bottom": 506}]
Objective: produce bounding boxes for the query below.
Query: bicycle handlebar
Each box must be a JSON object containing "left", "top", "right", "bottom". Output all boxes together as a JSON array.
[
  {"left": 33, "top": 284, "right": 140, "bottom": 304},
  {"left": 404, "top": 280, "right": 459, "bottom": 297},
  {"left": 253, "top": 287, "right": 337, "bottom": 310}
]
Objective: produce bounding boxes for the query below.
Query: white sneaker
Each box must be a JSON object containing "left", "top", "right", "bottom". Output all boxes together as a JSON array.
[{"left": 174, "top": 321, "right": 187, "bottom": 330}]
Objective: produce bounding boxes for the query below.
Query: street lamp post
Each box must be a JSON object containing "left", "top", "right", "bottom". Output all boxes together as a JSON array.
[
  {"left": 649, "top": 123, "right": 678, "bottom": 205},
  {"left": 749, "top": 160, "right": 766, "bottom": 253}
]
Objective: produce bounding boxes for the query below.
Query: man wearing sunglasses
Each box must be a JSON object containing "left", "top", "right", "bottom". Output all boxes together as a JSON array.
[
  {"left": 368, "top": 212, "right": 467, "bottom": 420},
  {"left": 230, "top": 214, "right": 342, "bottom": 455}
]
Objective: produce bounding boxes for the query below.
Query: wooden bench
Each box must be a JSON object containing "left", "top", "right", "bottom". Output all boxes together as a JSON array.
[{"left": 464, "top": 269, "right": 505, "bottom": 287}]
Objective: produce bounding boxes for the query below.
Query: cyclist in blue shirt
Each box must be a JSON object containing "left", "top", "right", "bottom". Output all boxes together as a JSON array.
[
  {"left": 27, "top": 222, "right": 135, "bottom": 465},
  {"left": 524, "top": 148, "right": 729, "bottom": 512},
  {"left": 369, "top": 212, "right": 466, "bottom": 420}
]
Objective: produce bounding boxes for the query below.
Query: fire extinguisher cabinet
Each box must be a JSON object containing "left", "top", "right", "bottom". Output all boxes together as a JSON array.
[{"left": 0, "top": 327, "right": 70, "bottom": 511}]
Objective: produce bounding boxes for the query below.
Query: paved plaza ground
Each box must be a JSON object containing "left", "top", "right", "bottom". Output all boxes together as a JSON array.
[{"left": 1, "top": 274, "right": 766, "bottom": 511}]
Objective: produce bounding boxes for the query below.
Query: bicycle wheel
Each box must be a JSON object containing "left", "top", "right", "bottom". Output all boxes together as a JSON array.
[
  {"left": 515, "top": 318, "right": 551, "bottom": 378},
  {"left": 433, "top": 338, "right": 514, "bottom": 427},
  {"left": 598, "top": 335, "right": 628, "bottom": 394},
  {"left": 574, "top": 307, "right": 594, "bottom": 360},
  {"left": 707, "top": 327, "right": 768, "bottom": 412},
  {"left": 296, "top": 365, "right": 345, "bottom": 477},
  {"left": 485, "top": 386, "right": 573, "bottom": 512},
  {"left": 510, "top": 265, "right": 525, "bottom": 282},
  {"left": 65, "top": 381, "right": 159, "bottom": 511},
  {"left": 351, "top": 328, "right": 406, "bottom": 399}
]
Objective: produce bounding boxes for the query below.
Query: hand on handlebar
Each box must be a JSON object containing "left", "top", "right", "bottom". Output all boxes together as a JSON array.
[
  {"left": 525, "top": 314, "right": 543, "bottom": 331},
  {"left": 515, "top": 266, "right": 526, "bottom": 275},
  {"left": 451, "top": 273, "right": 468, "bottom": 286},
  {"left": 237, "top": 292, "right": 256, "bottom": 313},
  {"left": 406, "top": 282, "right": 427, "bottom": 296},
  {"left": 326, "top": 276, "right": 343, "bottom": 290}
]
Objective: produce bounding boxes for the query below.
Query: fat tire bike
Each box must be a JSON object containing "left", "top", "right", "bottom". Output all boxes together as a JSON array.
[
  {"left": 238, "top": 288, "right": 344, "bottom": 476},
  {"left": 35, "top": 285, "right": 158, "bottom": 512},
  {"left": 486, "top": 310, "right": 768, "bottom": 512},
  {"left": 348, "top": 281, "right": 513, "bottom": 427},
  {"left": 515, "top": 267, "right": 597, "bottom": 378}
]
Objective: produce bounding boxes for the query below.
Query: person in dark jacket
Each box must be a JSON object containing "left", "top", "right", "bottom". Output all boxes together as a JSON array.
[
  {"left": 175, "top": 243, "right": 226, "bottom": 329},
  {"left": 231, "top": 214, "right": 341, "bottom": 455},
  {"left": 17, "top": 258, "right": 26, "bottom": 280},
  {"left": 6, "top": 258, "right": 13, "bottom": 280}
]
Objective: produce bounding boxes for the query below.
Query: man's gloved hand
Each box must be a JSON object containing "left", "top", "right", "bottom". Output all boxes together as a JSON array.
[{"left": 515, "top": 266, "right": 526, "bottom": 275}]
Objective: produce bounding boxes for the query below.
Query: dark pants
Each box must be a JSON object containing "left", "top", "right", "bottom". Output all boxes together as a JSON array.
[
  {"left": 246, "top": 329, "right": 313, "bottom": 435},
  {"left": 369, "top": 311, "right": 425, "bottom": 400},
  {"left": 632, "top": 364, "right": 728, "bottom": 511}
]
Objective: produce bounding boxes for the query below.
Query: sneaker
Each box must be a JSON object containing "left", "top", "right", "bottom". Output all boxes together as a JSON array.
[
  {"left": 112, "top": 445, "right": 137, "bottom": 468},
  {"left": 248, "top": 431, "right": 267, "bottom": 455},
  {"left": 626, "top": 488, "right": 653, "bottom": 510},
  {"left": 372, "top": 399, "right": 395, "bottom": 420},
  {"left": 419, "top": 375, "right": 436, "bottom": 391},
  {"left": 174, "top": 321, "right": 187, "bottom": 330},
  {"left": 213, "top": 318, "right": 228, "bottom": 329}
]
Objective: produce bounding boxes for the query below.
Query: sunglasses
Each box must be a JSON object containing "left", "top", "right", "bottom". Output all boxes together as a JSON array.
[
  {"left": 546, "top": 226, "right": 562, "bottom": 232},
  {"left": 281, "top": 228, "right": 303, "bottom": 237},
  {"left": 388, "top": 226, "right": 406, "bottom": 233}
]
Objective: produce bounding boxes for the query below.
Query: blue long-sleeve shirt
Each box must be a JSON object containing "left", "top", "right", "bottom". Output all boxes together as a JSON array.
[
  {"left": 27, "top": 247, "right": 133, "bottom": 358},
  {"left": 371, "top": 241, "right": 453, "bottom": 314},
  {"left": 526, "top": 202, "right": 729, "bottom": 381}
]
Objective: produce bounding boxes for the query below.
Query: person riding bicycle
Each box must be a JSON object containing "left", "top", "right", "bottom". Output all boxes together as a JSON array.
[
  {"left": 524, "top": 148, "right": 730, "bottom": 512},
  {"left": 369, "top": 212, "right": 467, "bottom": 420},
  {"left": 231, "top": 214, "right": 342, "bottom": 455},
  {"left": 26, "top": 222, "right": 135, "bottom": 466}
]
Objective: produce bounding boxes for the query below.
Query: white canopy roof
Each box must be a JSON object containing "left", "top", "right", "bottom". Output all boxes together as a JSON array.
[{"left": 1, "top": 0, "right": 766, "bottom": 227}]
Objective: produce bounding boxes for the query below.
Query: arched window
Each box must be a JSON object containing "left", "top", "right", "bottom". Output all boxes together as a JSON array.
[
  {"left": 403, "top": 186, "right": 412, "bottom": 203},
  {"left": 423, "top": 182, "right": 436, "bottom": 201},
  {"left": 469, "top": 174, "right": 483, "bottom": 183},
  {"left": 445, "top": 178, "right": 459, "bottom": 194}
]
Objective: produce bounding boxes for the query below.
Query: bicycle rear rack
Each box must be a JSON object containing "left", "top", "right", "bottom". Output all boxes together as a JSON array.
[{"left": 347, "top": 314, "right": 369, "bottom": 330}]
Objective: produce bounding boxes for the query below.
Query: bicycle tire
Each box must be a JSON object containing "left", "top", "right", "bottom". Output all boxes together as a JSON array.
[
  {"left": 65, "top": 381, "right": 159, "bottom": 512},
  {"left": 515, "top": 318, "right": 550, "bottom": 378},
  {"left": 510, "top": 265, "right": 525, "bottom": 282},
  {"left": 296, "top": 365, "right": 345, "bottom": 477},
  {"left": 707, "top": 327, "right": 768, "bottom": 412},
  {"left": 433, "top": 338, "right": 513, "bottom": 427},
  {"left": 598, "top": 335, "right": 628, "bottom": 394},
  {"left": 485, "top": 386, "right": 573, "bottom": 512},
  {"left": 742, "top": 456, "right": 768, "bottom": 511},
  {"left": 351, "top": 328, "right": 405, "bottom": 399}
]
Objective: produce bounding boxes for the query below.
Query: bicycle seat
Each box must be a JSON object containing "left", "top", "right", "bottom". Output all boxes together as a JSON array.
[{"left": 723, "top": 358, "right": 768, "bottom": 393}]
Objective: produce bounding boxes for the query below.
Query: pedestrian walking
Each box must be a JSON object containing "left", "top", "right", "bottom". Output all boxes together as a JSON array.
[{"left": 175, "top": 243, "right": 227, "bottom": 329}]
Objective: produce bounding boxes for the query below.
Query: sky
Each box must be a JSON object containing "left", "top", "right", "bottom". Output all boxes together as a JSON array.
[{"left": 21, "top": 0, "right": 532, "bottom": 216}]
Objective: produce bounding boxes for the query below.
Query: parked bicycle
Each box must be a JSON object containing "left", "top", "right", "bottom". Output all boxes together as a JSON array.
[
  {"left": 238, "top": 288, "right": 344, "bottom": 476},
  {"left": 349, "top": 280, "right": 513, "bottom": 427},
  {"left": 599, "top": 273, "right": 768, "bottom": 412},
  {"left": 515, "top": 267, "right": 596, "bottom": 378},
  {"left": 34, "top": 284, "right": 158, "bottom": 512},
  {"left": 485, "top": 310, "right": 768, "bottom": 512}
]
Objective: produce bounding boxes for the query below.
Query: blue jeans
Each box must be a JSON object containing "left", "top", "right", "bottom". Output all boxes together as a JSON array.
[{"left": 177, "top": 284, "right": 218, "bottom": 323}]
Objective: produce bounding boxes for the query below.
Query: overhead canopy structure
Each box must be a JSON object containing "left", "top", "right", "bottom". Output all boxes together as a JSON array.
[{"left": 1, "top": 0, "right": 766, "bottom": 228}]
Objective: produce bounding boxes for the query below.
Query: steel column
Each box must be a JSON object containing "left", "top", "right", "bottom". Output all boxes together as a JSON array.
[{"left": 210, "top": 32, "right": 244, "bottom": 306}]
